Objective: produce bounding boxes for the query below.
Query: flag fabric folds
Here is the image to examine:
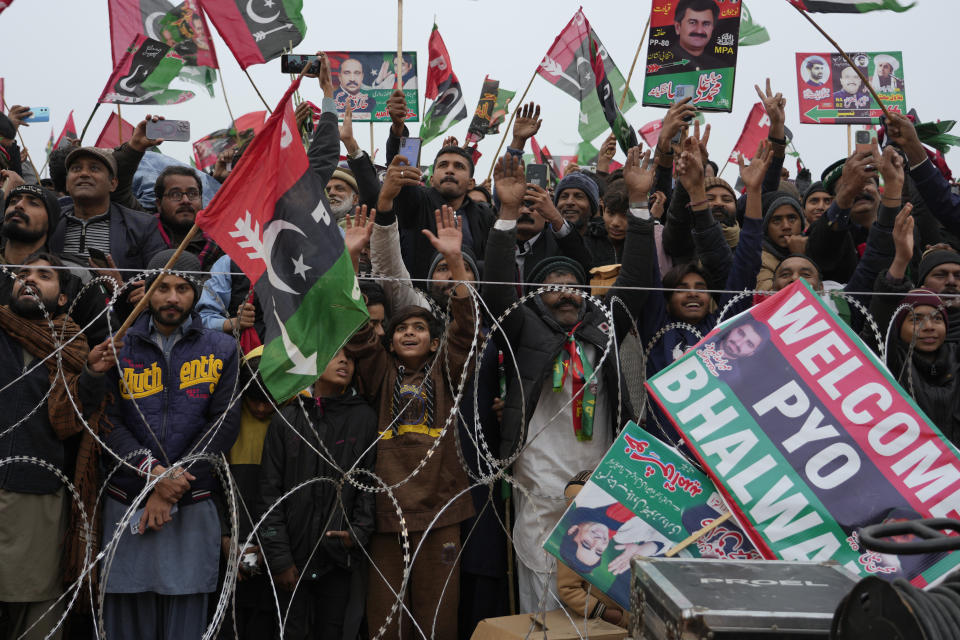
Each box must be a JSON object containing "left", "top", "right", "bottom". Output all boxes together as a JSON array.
[
  {"left": 537, "top": 9, "right": 638, "bottom": 142},
  {"left": 420, "top": 24, "right": 467, "bottom": 145},
  {"left": 739, "top": 3, "right": 771, "bottom": 46},
  {"left": 196, "top": 76, "right": 368, "bottom": 401},
  {"left": 95, "top": 112, "right": 136, "bottom": 149},
  {"left": 54, "top": 111, "right": 77, "bottom": 149},
  {"left": 728, "top": 103, "right": 771, "bottom": 163},
  {"left": 98, "top": 35, "right": 195, "bottom": 105},
  {"left": 589, "top": 37, "right": 638, "bottom": 155},
  {"left": 199, "top": 0, "right": 306, "bottom": 69},
  {"left": 787, "top": 0, "right": 915, "bottom": 13}
]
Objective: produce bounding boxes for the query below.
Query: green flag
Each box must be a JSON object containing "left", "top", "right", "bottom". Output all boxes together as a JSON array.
[
  {"left": 489, "top": 87, "right": 516, "bottom": 135},
  {"left": 739, "top": 3, "right": 770, "bottom": 46}
]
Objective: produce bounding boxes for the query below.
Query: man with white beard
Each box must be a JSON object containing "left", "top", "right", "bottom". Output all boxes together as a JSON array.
[{"left": 326, "top": 168, "right": 360, "bottom": 223}]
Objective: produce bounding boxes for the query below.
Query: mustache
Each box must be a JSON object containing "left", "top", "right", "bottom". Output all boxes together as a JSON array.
[
  {"left": 551, "top": 296, "right": 581, "bottom": 309},
  {"left": 518, "top": 213, "right": 536, "bottom": 224},
  {"left": 690, "top": 32, "right": 709, "bottom": 38},
  {"left": 4, "top": 211, "right": 27, "bottom": 223},
  {"left": 159, "top": 305, "right": 184, "bottom": 313}
]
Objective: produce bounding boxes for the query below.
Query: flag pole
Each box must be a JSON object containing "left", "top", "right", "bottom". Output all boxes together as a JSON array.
[
  {"left": 116, "top": 104, "right": 123, "bottom": 143},
  {"left": 396, "top": 0, "right": 404, "bottom": 87},
  {"left": 243, "top": 69, "right": 273, "bottom": 114},
  {"left": 484, "top": 70, "right": 538, "bottom": 182},
  {"left": 78, "top": 103, "right": 102, "bottom": 144},
  {"left": 789, "top": 3, "right": 890, "bottom": 119},
  {"left": 114, "top": 223, "right": 202, "bottom": 339},
  {"left": 369, "top": 121, "right": 375, "bottom": 157},
  {"left": 847, "top": 124, "right": 852, "bottom": 156},
  {"left": 219, "top": 72, "right": 240, "bottom": 142},
  {"left": 619, "top": 14, "right": 651, "bottom": 109},
  {"left": 665, "top": 512, "right": 732, "bottom": 557},
  {"left": 16, "top": 130, "right": 40, "bottom": 181}
]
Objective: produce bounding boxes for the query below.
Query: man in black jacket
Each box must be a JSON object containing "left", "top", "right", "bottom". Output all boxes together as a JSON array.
[{"left": 485, "top": 153, "right": 649, "bottom": 613}]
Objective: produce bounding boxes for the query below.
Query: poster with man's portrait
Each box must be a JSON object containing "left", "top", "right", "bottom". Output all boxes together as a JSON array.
[
  {"left": 795, "top": 51, "right": 906, "bottom": 124},
  {"left": 324, "top": 51, "right": 419, "bottom": 122},
  {"left": 642, "top": 0, "right": 742, "bottom": 111}
]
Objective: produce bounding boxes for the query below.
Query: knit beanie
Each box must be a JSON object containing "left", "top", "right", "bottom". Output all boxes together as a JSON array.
[
  {"left": 528, "top": 255, "right": 586, "bottom": 286},
  {"left": 918, "top": 249, "right": 960, "bottom": 286},
  {"left": 704, "top": 176, "right": 736, "bottom": 200},
  {"left": 6, "top": 184, "right": 61, "bottom": 234},
  {"left": 427, "top": 247, "right": 480, "bottom": 281},
  {"left": 802, "top": 181, "right": 830, "bottom": 208},
  {"left": 554, "top": 172, "right": 600, "bottom": 215},
  {"left": 762, "top": 193, "right": 804, "bottom": 235},
  {"left": 893, "top": 288, "right": 948, "bottom": 336},
  {"left": 146, "top": 249, "right": 203, "bottom": 304}
]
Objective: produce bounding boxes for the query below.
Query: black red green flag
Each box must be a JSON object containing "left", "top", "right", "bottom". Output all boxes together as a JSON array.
[
  {"left": 195, "top": 76, "right": 368, "bottom": 402},
  {"left": 420, "top": 24, "right": 467, "bottom": 145},
  {"left": 98, "top": 35, "right": 195, "bottom": 105},
  {"left": 199, "top": 0, "right": 306, "bottom": 69},
  {"left": 589, "top": 37, "right": 638, "bottom": 155},
  {"left": 787, "top": 0, "right": 914, "bottom": 12}
]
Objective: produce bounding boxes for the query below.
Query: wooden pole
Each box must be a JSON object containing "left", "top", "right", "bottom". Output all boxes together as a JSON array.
[
  {"left": 16, "top": 130, "right": 40, "bottom": 180},
  {"left": 369, "top": 121, "right": 375, "bottom": 158},
  {"left": 619, "top": 14, "right": 651, "bottom": 109},
  {"left": 484, "top": 70, "right": 538, "bottom": 182},
  {"left": 116, "top": 104, "right": 123, "bottom": 143},
  {"left": 244, "top": 69, "right": 273, "bottom": 114},
  {"left": 78, "top": 103, "right": 102, "bottom": 145},
  {"left": 665, "top": 511, "right": 732, "bottom": 557},
  {"left": 219, "top": 72, "right": 239, "bottom": 142},
  {"left": 396, "top": 0, "right": 404, "bottom": 88},
  {"left": 114, "top": 223, "right": 201, "bottom": 338},
  {"left": 847, "top": 124, "right": 853, "bottom": 156},
  {"left": 790, "top": 3, "right": 890, "bottom": 119}
]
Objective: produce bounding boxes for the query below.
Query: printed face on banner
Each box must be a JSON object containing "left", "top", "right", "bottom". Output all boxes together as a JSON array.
[
  {"left": 647, "top": 279, "right": 960, "bottom": 588},
  {"left": 643, "top": 0, "right": 741, "bottom": 112},
  {"left": 325, "top": 51, "right": 419, "bottom": 122},
  {"left": 543, "top": 422, "right": 761, "bottom": 609},
  {"left": 796, "top": 51, "right": 907, "bottom": 125}
]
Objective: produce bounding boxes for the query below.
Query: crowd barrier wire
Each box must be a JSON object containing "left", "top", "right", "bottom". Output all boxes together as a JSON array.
[{"left": 0, "top": 262, "right": 950, "bottom": 640}]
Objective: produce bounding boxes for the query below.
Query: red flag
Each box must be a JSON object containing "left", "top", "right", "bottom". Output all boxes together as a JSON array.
[
  {"left": 639, "top": 120, "right": 663, "bottom": 148},
  {"left": 109, "top": 0, "right": 218, "bottom": 69},
  {"left": 95, "top": 112, "right": 136, "bottom": 149},
  {"left": 192, "top": 110, "right": 267, "bottom": 170},
  {"left": 0, "top": 1, "right": 13, "bottom": 16},
  {"left": 531, "top": 137, "right": 561, "bottom": 181},
  {"left": 728, "top": 103, "right": 771, "bottom": 163},
  {"left": 426, "top": 25, "right": 456, "bottom": 99},
  {"left": 54, "top": 111, "right": 78, "bottom": 149}
]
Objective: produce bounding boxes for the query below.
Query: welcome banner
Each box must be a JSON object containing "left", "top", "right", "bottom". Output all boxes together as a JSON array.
[{"left": 647, "top": 279, "right": 960, "bottom": 587}]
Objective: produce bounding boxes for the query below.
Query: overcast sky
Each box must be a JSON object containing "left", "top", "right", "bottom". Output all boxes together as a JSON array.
[{"left": 0, "top": 0, "right": 945, "bottom": 184}]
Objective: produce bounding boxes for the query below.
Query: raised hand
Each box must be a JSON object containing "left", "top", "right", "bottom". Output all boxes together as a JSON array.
[
  {"left": 623, "top": 145, "right": 655, "bottom": 202},
  {"left": 675, "top": 136, "right": 705, "bottom": 195},
  {"left": 889, "top": 202, "right": 915, "bottom": 280},
  {"left": 344, "top": 205, "right": 375, "bottom": 265},
  {"left": 129, "top": 114, "right": 165, "bottom": 152},
  {"left": 493, "top": 154, "right": 526, "bottom": 213},
  {"left": 658, "top": 97, "right": 696, "bottom": 154},
  {"left": 442, "top": 135, "right": 460, "bottom": 148},
  {"left": 7, "top": 105, "right": 32, "bottom": 129},
  {"left": 836, "top": 148, "right": 880, "bottom": 209},
  {"left": 597, "top": 134, "right": 617, "bottom": 174},
  {"left": 338, "top": 100, "right": 359, "bottom": 155},
  {"left": 754, "top": 78, "right": 786, "bottom": 131},
  {"left": 738, "top": 139, "right": 774, "bottom": 192},
  {"left": 510, "top": 102, "right": 542, "bottom": 149},
  {"left": 876, "top": 144, "right": 905, "bottom": 201},
  {"left": 377, "top": 156, "right": 422, "bottom": 209},
  {"left": 525, "top": 183, "right": 563, "bottom": 230},
  {"left": 387, "top": 89, "right": 408, "bottom": 135},
  {"left": 421, "top": 205, "right": 463, "bottom": 258},
  {"left": 884, "top": 111, "right": 926, "bottom": 166}
]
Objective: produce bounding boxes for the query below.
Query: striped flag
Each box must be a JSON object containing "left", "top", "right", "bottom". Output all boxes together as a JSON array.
[
  {"left": 420, "top": 24, "right": 467, "bottom": 145},
  {"left": 98, "top": 35, "right": 195, "bottom": 105},
  {"left": 196, "top": 76, "right": 367, "bottom": 401},
  {"left": 787, "top": 0, "right": 915, "bottom": 13}
]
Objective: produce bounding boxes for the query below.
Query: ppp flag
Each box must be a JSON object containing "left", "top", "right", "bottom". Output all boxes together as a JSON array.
[
  {"left": 728, "top": 102, "right": 771, "bottom": 163},
  {"left": 196, "top": 77, "right": 368, "bottom": 402},
  {"left": 98, "top": 35, "right": 195, "bottom": 105},
  {"left": 647, "top": 279, "right": 960, "bottom": 587},
  {"left": 200, "top": 0, "right": 305, "bottom": 69},
  {"left": 420, "top": 24, "right": 467, "bottom": 145},
  {"left": 95, "top": 112, "right": 136, "bottom": 149},
  {"left": 590, "top": 36, "right": 638, "bottom": 155},
  {"left": 54, "top": 111, "right": 77, "bottom": 149},
  {"left": 787, "top": 0, "right": 914, "bottom": 12},
  {"left": 538, "top": 9, "right": 637, "bottom": 142}
]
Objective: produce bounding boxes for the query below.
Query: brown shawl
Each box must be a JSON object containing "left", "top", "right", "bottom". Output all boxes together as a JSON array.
[{"left": 0, "top": 306, "right": 109, "bottom": 594}]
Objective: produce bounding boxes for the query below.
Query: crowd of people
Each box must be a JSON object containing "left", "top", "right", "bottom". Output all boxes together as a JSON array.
[{"left": 1, "top": 55, "right": 959, "bottom": 640}]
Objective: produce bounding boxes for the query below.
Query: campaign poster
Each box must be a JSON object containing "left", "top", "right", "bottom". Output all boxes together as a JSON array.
[
  {"left": 643, "top": 0, "right": 741, "bottom": 112},
  {"left": 325, "top": 51, "right": 419, "bottom": 122},
  {"left": 647, "top": 279, "right": 960, "bottom": 588},
  {"left": 543, "top": 421, "right": 760, "bottom": 608},
  {"left": 796, "top": 51, "right": 907, "bottom": 124}
]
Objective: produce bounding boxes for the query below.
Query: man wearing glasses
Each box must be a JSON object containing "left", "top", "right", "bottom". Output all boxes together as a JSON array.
[{"left": 153, "top": 166, "right": 221, "bottom": 270}]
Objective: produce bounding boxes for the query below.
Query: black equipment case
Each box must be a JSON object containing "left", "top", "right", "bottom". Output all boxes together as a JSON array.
[{"left": 629, "top": 557, "right": 858, "bottom": 639}]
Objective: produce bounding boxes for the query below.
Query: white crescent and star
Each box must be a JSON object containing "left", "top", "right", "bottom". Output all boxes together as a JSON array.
[
  {"left": 246, "top": 0, "right": 280, "bottom": 24},
  {"left": 291, "top": 254, "right": 311, "bottom": 279},
  {"left": 119, "top": 65, "right": 146, "bottom": 92},
  {"left": 261, "top": 219, "right": 306, "bottom": 294},
  {"left": 144, "top": 11, "right": 166, "bottom": 40}
]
